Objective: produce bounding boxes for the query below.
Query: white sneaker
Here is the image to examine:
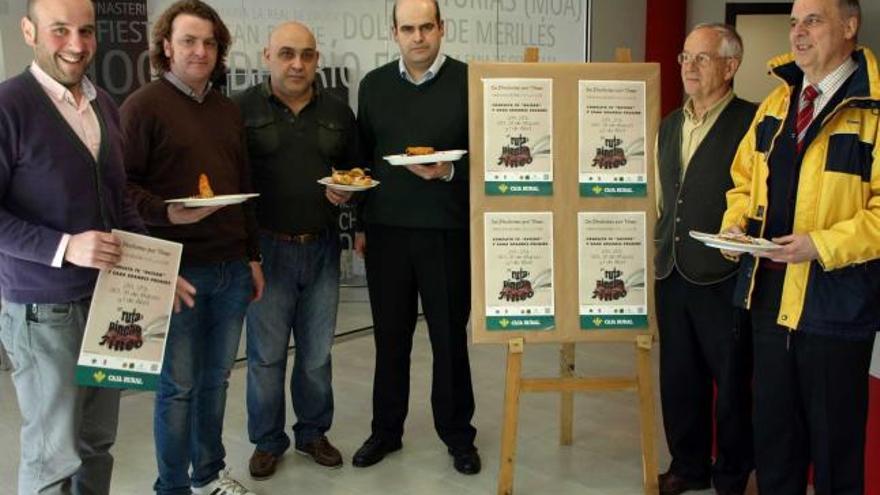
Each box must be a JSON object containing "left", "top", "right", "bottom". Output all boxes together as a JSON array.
[{"left": 192, "top": 470, "right": 256, "bottom": 495}]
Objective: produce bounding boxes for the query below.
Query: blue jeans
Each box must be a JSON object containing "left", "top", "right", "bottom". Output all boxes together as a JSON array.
[
  {"left": 153, "top": 260, "right": 252, "bottom": 495},
  {"left": 246, "top": 232, "right": 339, "bottom": 454}
]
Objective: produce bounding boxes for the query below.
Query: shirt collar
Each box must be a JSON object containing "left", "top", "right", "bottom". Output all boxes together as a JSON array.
[
  {"left": 801, "top": 57, "right": 858, "bottom": 99},
  {"left": 29, "top": 61, "right": 97, "bottom": 105},
  {"left": 261, "top": 78, "right": 321, "bottom": 108},
  {"left": 399, "top": 53, "right": 446, "bottom": 85},
  {"left": 163, "top": 71, "right": 212, "bottom": 103},
  {"left": 682, "top": 90, "right": 734, "bottom": 124}
]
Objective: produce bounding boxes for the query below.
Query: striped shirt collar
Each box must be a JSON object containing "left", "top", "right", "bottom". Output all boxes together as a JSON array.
[
  {"left": 163, "top": 71, "right": 213, "bottom": 103},
  {"left": 29, "top": 61, "right": 97, "bottom": 105},
  {"left": 399, "top": 53, "right": 446, "bottom": 85},
  {"left": 799, "top": 57, "right": 857, "bottom": 113}
]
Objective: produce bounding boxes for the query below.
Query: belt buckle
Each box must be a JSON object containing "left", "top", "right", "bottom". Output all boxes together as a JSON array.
[{"left": 292, "top": 232, "right": 318, "bottom": 244}]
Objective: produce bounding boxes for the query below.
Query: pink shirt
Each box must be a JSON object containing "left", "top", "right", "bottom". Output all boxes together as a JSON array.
[
  {"left": 30, "top": 62, "right": 102, "bottom": 267},
  {"left": 30, "top": 62, "right": 101, "bottom": 159}
]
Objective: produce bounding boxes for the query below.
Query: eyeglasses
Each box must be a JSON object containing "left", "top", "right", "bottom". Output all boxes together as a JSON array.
[
  {"left": 276, "top": 48, "right": 318, "bottom": 63},
  {"left": 677, "top": 52, "right": 728, "bottom": 67}
]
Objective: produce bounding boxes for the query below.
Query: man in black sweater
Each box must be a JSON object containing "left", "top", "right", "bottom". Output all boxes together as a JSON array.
[
  {"left": 654, "top": 24, "right": 756, "bottom": 495},
  {"left": 351, "top": 0, "right": 479, "bottom": 475}
]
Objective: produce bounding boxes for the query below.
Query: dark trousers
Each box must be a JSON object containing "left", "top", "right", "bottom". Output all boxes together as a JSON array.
[
  {"left": 364, "top": 224, "right": 477, "bottom": 450},
  {"left": 751, "top": 269, "right": 874, "bottom": 495},
  {"left": 656, "top": 271, "right": 754, "bottom": 491}
]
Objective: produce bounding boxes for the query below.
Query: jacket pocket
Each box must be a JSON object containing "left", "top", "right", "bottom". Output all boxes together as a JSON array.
[
  {"left": 244, "top": 114, "right": 280, "bottom": 157},
  {"left": 317, "top": 119, "right": 347, "bottom": 164},
  {"left": 802, "top": 260, "right": 880, "bottom": 332},
  {"left": 754, "top": 116, "right": 782, "bottom": 153},
  {"left": 825, "top": 133, "right": 873, "bottom": 181}
]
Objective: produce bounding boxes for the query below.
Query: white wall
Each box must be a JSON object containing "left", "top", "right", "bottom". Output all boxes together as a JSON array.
[{"left": 590, "top": 0, "right": 647, "bottom": 62}]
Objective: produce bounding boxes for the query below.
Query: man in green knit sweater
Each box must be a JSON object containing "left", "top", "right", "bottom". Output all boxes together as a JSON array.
[{"left": 351, "top": 0, "right": 480, "bottom": 476}]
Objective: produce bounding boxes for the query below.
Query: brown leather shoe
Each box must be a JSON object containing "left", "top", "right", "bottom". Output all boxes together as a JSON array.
[
  {"left": 296, "top": 436, "right": 343, "bottom": 468},
  {"left": 249, "top": 449, "right": 280, "bottom": 480},
  {"left": 658, "top": 471, "right": 710, "bottom": 495}
]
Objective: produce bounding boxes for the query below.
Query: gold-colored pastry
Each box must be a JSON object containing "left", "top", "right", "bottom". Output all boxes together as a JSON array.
[
  {"left": 717, "top": 232, "right": 758, "bottom": 245},
  {"left": 405, "top": 146, "right": 434, "bottom": 156},
  {"left": 198, "top": 173, "right": 215, "bottom": 198},
  {"left": 351, "top": 175, "right": 373, "bottom": 186},
  {"left": 330, "top": 168, "right": 373, "bottom": 186}
]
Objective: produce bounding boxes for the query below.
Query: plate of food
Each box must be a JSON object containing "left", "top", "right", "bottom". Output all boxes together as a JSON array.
[
  {"left": 383, "top": 147, "right": 468, "bottom": 166},
  {"left": 165, "top": 173, "right": 260, "bottom": 207},
  {"left": 318, "top": 167, "right": 379, "bottom": 191},
  {"left": 689, "top": 230, "right": 783, "bottom": 253}
]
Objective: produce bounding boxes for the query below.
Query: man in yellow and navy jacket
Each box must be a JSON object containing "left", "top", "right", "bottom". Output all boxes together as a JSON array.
[{"left": 720, "top": 0, "right": 878, "bottom": 493}]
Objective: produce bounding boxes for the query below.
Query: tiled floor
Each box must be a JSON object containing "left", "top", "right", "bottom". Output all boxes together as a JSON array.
[{"left": 0, "top": 287, "right": 714, "bottom": 495}]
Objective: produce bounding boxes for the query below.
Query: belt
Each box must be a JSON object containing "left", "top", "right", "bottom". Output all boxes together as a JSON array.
[{"left": 261, "top": 229, "right": 324, "bottom": 244}]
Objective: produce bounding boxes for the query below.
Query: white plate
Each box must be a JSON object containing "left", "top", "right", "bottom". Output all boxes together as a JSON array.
[
  {"left": 689, "top": 230, "right": 782, "bottom": 253},
  {"left": 317, "top": 177, "right": 380, "bottom": 192},
  {"left": 165, "top": 193, "right": 260, "bottom": 207},
  {"left": 383, "top": 149, "right": 468, "bottom": 166}
]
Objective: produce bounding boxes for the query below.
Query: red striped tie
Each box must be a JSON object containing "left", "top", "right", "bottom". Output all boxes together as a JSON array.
[{"left": 796, "top": 84, "right": 819, "bottom": 153}]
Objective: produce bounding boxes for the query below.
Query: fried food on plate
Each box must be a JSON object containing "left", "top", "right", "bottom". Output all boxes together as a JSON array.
[
  {"left": 198, "top": 173, "right": 215, "bottom": 198},
  {"left": 331, "top": 168, "right": 372, "bottom": 186},
  {"left": 717, "top": 232, "right": 759, "bottom": 245},
  {"left": 405, "top": 146, "right": 435, "bottom": 156}
]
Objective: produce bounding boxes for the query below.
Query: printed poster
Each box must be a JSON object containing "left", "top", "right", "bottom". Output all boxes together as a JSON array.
[
  {"left": 484, "top": 212, "right": 555, "bottom": 331},
  {"left": 483, "top": 78, "right": 553, "bottom": 196},
  {"left": 578, "top": 80, "right": 647, "bottom": 197},
  {"left": 76, "top": 230, "right": 182, "bottom": 390},
  {"left": 578, "top": 212, "right": 648, "bottom": 329}
]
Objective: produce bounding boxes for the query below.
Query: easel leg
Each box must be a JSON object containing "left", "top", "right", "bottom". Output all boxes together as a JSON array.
[
  {"left": 498, "top": 338, "right": 525, "bottom": 495},
  {"left": 636, "top": 335, "right": 659, "bottom": 495},
  {"left": 560, "top": 343, "right": 575, "bottom": 445}
]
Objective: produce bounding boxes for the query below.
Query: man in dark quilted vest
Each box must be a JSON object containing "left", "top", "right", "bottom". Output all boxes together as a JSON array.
[{"left": 654, "top": 23, "right": 757, "bottom": 495}]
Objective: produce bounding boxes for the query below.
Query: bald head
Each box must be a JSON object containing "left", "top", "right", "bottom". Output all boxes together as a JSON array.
[
  {"left": 268, "top": 21, "right": 316, "bottom": 51},
  {"left": 27, "top": 0, "right": 95, "bottom": 25},
  {"left": 264, "top": 20, "right": 320, "bottom": 110}
]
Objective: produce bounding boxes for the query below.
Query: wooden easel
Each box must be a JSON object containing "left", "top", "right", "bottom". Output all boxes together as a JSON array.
[{"left": 495, "top": 46, "right": 659, "bottom": 495}]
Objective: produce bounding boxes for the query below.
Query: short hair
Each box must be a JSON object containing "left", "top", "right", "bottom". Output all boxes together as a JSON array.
[
  {"left": 838, "top": 0, "right": 861, "bottom": 37},
  {"left": 692, "top": 22, "right": 744, "bottom": 61},
  {"left": 391, "top": 0, "right": 442, "bottom": 28},
  {"left": 150, "top": 0, "right": 231, "bottom": 80}
]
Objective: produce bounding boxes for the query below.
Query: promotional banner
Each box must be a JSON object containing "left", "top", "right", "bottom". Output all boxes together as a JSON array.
[
  {"left": 483, "top": 78, "right": 554, "bottom": 195},
  {"left": 76, "top": 230, "right": 182, "bottom": 390},
  {"left": 484, "top": 212, "right": 555, "bottom": 331},
  {"left": 147, "top": 0, "right": 589, "bottom": 108},
  {"left": 578, "top": 212, "right": 647, "bottom": 329},
  {"left": 578, "top": 80, "right": 647, "bottom": 197},
  {"left": 92, "top": 0, "right": 150, "bottom": 105}
]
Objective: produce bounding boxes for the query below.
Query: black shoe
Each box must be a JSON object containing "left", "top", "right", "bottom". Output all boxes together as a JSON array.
[
  {"left": 352, "top": 435, "right": 402, "bottom": 468},
  {"left": 449, "top": 447, "right": 481, "bottom": 475},
  {"left": 657, "top": 471, "right": 710, "bottom": 495}
]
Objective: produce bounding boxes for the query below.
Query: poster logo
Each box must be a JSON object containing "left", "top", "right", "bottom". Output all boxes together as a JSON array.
[
  {"left": 498, "top": 269, "right": 535, "bottom": 302},
  {"left": 592, "top": 268, "right": 628, "bottom": 301},
  {"left": 93, "top": 370, "right": 107, "bottom": 383},
  {"left": 498, "top": 135, "right": 533, "bottom": 168},
  {"left": 99, "top": 309, "right": 145, "bottom": 351},
  {"left": 592, "top": 136, "right": 627, "bottom": 169}
]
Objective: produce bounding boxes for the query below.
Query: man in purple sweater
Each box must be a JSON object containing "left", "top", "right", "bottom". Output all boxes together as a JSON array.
[{"left": 0, "top": 0, "right": 146, "bottom": 493}]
